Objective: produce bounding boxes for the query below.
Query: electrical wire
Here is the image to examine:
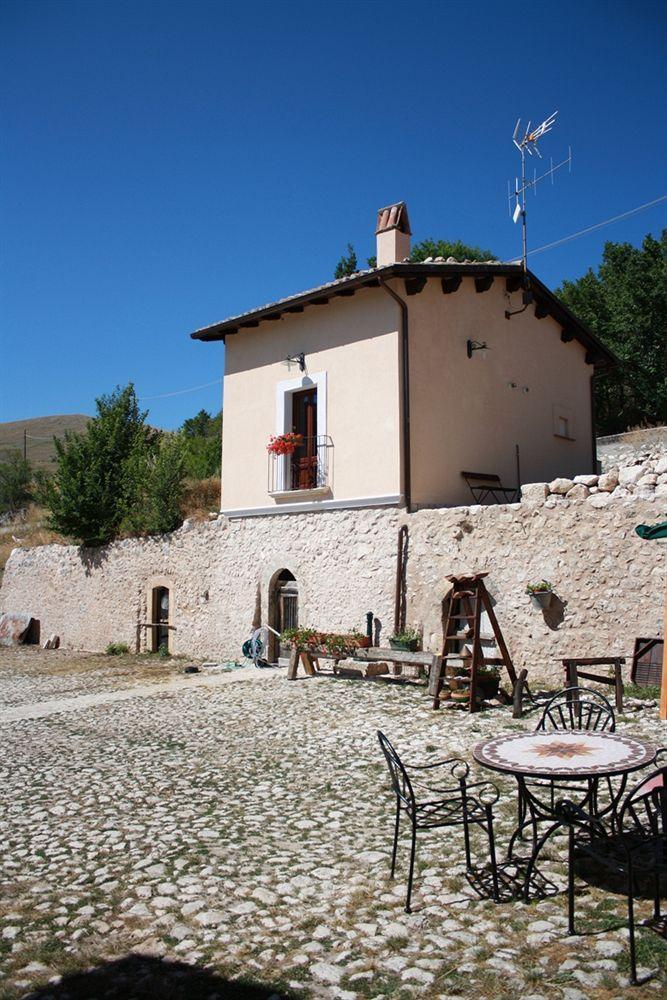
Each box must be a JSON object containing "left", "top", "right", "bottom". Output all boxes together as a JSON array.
[
  {"left": 138, "top": 378, "right": 223, "bottom": 401},
  {"left": 514, "top": 195, "right": 667, "bottom": 261}
]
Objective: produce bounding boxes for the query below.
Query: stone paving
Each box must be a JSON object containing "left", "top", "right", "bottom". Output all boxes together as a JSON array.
[{"left": 0, "top": 650, "right": 666, "bottom": 999}]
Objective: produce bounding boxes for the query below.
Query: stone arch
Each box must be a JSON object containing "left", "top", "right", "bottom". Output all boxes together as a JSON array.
[{"left": 266, "top": 565, "right": 300, "bottom": 662}]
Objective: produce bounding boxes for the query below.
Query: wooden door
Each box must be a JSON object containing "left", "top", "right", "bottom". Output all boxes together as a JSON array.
[
  {"left": 153, "top": 587, "right": 170, "bottom": 653},
  {"left": 291, "top": 388, "right": 317, "bottom": 490}
]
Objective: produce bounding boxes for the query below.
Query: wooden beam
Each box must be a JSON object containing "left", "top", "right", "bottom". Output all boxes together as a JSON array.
[
  {"left": 311, "top": 296, "right": 329, "bottom": 305},
  {"left": 585, "top": 351, "right": 597, "bottom": 365},
  {"left": 337, "top": 289, "right": 355, "bottom": 297},
  {"left": 404, "top": 277, "right": 427, "bottom": 296},
  {"left": 441, "top": 276, "right": 462, "bottom": 295},
  {"left": 240, "top": 320, "right": 259, "bottom": 328},
  {"left": 506, "top": 275, "right": 522, "bottom": 293},
  {"left": 560, "top": 327, "right": 575, "bottom": 342},
  {"left": 285, "top": 305, "right": 304, "bottom": 313},
  {"left": 474, "top": 275, "right": 494, "bottom": 293},
  {"left": 534, "top": 300, "right": 550, "bottom": 319},
  {"left": 265, "top": 313, "right": 282, "bottom": 321}
]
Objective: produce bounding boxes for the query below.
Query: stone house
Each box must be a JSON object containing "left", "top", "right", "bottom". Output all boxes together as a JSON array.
[
  {"left": 192, "top": 202, "right": 614, "bottom": 517},
  {"left": 7, "top": 204, "right": 663, "bottom": 680}
]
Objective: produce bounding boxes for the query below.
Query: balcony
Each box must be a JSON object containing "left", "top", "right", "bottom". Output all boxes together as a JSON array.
[{"left": 268, "top": 435, "right": 333, "bottom": 498}]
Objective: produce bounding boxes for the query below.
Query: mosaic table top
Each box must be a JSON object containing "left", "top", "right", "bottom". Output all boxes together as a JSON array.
[{"left": 473, "top": 730, "right": 655, "bottom": 779}]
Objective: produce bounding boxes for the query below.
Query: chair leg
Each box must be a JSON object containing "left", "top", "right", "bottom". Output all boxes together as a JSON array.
[
  {"left": 627, "top": 860, "right": 637, "bottom": 986},
  {"left": 486, "top": 805, "right": 500, "bottom": 902},
  {"left": 567, "top": 825, "right": 576, "bottom": 936},
  {"left": 462, "top": 797, "right": 472, "bottom": 871},
  {"left": 405, "top": 818, "right": 417, "bottom": 914},
  {"left": 390, "top": 800, "right": 401, "bottom": 879}
]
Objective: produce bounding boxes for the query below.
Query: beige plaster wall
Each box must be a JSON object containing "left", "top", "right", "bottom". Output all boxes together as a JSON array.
[
  {"left": 221, "top": 288, "right": 402, "bottom": 512},
  {"left": 2, "top": 490, "right": 664, "bottom": 686},
  {"left": 404, "top": 277, "right": 594, "bottom": 508}
]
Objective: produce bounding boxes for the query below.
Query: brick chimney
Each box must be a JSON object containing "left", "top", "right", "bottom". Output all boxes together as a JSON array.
[{"left": 375, "top": 202, "right": 411, "bottom": 266}]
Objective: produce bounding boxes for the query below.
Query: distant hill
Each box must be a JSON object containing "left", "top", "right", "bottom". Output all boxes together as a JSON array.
[{"left": 0, "top": 414, "right": 91, "bottom": 469}]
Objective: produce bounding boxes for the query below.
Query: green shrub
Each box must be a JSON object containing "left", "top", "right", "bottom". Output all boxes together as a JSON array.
[
  {"left": 0, "top": 451, "right": 32, "bottom": 514},
  {"left": 106, "top": 642, "right": 130, "bottom": 656}
]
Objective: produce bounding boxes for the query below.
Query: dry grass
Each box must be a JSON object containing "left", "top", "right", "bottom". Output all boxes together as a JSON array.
[{"left": 181, "top": 476, "right": 220, "bottom": 521}]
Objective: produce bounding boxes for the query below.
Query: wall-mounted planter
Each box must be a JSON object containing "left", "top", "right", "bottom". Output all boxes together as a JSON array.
[{"left": 529, "top": 590, "right": 553, "bottom": 610}]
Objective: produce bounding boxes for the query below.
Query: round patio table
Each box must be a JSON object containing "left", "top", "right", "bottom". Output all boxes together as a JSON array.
[{"left": 473, "top": 730, "right": 655, "bottom": 929}]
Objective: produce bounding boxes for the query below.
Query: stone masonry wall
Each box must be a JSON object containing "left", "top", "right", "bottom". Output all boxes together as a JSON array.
[{"left": 1, "top": 459, "right": 665, "bottom": 685}]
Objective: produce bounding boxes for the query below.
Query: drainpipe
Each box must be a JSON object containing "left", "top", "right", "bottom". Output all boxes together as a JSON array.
[{"left": 379, "top": 276, "right": 411, "bottom": 512}]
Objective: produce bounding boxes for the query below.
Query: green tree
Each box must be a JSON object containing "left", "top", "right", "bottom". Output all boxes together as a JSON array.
[
  {"left": 557, "top": 231, "right": 667, "bottom": 434},
  {"left": 366, "top": 238, "right": 497, "bottom": 268},
  {"left": 0, "top": 451, "right": 32, "bottom": 514},
  {"left": 42, "top": 384, "right": 154, "bottom": 546},
  {"left": 123, "top": 435, "right": 186, "bottom": 536},
  {"left": 334, "top": 243, "right": 358, "bottom": 279},
  {"left": 179, "top": 409, "right": 222, "bottom": 478}
]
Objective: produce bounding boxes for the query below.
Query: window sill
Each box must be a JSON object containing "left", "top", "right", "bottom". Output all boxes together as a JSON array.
[
  {"left": 554, "top": 434, "right": 576, "bottom": 442},
  {"left": 268, "top": 486, "right": 332, "bottom": 502}
]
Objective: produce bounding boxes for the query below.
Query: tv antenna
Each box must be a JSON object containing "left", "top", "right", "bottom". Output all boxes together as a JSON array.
[{"left": 507, "top": 111, "right": 572, "bottom": 273}]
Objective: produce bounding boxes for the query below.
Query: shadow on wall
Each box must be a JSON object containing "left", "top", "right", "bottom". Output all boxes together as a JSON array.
[
  {"left": 24, "top": 953, "right": 297, "bottom": 999},
  {"left": 78, "top": 544, "right": 110, "bottom": 578},
  {"left": 542, "top": 594, "right": 566, "bottom": 631}
]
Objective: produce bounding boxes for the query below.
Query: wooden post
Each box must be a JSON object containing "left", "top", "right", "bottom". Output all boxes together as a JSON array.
[
  {"left": 513, "top": 668, "right": 528, "bottom": 718},
  {"left": 613, "top": 659, "right": 624, "bottom": 712},
  {"left": 660, "top": 590, "right": 667, "bottom": 721},
  {"left": 287, "top": 646, "right": 299, "bottom": 680}
]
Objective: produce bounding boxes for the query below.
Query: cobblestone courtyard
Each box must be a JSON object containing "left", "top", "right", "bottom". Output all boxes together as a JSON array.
[{"left": 1, "top": 649, "right": 666, "bottom": 999}]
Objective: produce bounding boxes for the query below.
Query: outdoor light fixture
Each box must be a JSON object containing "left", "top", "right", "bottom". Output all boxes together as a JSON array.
[
  {"left": 285, "top": 352, "right": 306, "bottom": 371},
  {"left": 466, "top": 339, "right": 488, "bottom": 359}
]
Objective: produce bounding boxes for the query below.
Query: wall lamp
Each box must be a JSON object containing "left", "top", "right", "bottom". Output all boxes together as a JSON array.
[
  {"left": 285, "top": 352, "right": 306, "bottom": 371},
  {"left": 466, "top": 339, "right": 488, "bottom": 359}
]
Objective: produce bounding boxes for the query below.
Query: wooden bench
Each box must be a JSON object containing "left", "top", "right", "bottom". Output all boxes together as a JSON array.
[
  {"left": 461, "top": 471, "right": 519, "bottom": 505},
  {"left": 287, "top": 646, "right": 438, "bottom": 681}
]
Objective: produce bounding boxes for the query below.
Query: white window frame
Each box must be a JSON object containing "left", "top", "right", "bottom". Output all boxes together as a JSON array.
[
  {"left": 270, "top": 371, "right": 328, "bottom": 496},
  {"left": 275, "top": 370, "right": 327, "bottom": 438}
]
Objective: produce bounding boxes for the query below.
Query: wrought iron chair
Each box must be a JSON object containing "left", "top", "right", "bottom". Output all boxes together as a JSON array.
[
  {"left": 536, "top": 686, "right": 616, "bottom": 733},
  {"left": 517, "top": 687, "right": 617, "bottom": 835},
  {"left": 377, "top": 730, "right": 500, "bottom": 912},
  {"left": 567, "top": 750, "right": 667, "bottom": 985}
]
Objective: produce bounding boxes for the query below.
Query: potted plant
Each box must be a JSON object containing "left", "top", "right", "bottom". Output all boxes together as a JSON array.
[
  {"left": 526, "top": 580, "right": 554, "bottom": 610},
  {"left": 389, "top": 626, "right": 422, "bottom": 652},
  {"left": 267, "top": 432, "right": 303, "bottom": 456}
]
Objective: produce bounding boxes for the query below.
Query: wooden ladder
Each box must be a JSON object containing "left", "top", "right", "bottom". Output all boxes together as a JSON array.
[{"left": 429, "top": 572, "right": 517, "bottom": 713}]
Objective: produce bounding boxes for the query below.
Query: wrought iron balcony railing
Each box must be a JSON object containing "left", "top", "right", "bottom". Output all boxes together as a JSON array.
[{"left": 268, "top": 435, "right": 333, "bottom": 495}]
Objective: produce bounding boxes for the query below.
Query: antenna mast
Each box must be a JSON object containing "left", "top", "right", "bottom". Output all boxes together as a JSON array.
[{"left": 508, "top": 111, "right": 572, "bottom": 272}]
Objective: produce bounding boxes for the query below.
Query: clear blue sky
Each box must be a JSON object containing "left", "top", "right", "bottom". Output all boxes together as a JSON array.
[{"left": 2, "top": 0, "right": 665, "bottom": 429}]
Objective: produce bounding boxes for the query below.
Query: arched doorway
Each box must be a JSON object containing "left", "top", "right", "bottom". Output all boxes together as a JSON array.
[
  {"left": 151, "top": 586, "right": 170, "bottom": 653},
  {"left": 269, "top": 569, "right": 298, "bottom": 661}
]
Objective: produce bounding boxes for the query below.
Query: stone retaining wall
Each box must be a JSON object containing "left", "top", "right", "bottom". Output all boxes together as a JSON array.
[{"left": 1, "top": 479, "right": 664, "bottom": 684}]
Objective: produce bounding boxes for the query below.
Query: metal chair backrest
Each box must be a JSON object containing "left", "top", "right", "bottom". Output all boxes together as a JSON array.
[
  {"left": 377, "top": 730, "right": 415, "bottom": 809},
  {"left": 536, "top": 686, "right": 615, "bottom": 733},
  {"left": 620, "top": 752, "right": 667, "bottom": 842}
]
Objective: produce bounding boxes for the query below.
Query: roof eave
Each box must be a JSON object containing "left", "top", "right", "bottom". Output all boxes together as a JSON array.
[{"left": 189, "top": 262, "right": 616, "bottom": 369}]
